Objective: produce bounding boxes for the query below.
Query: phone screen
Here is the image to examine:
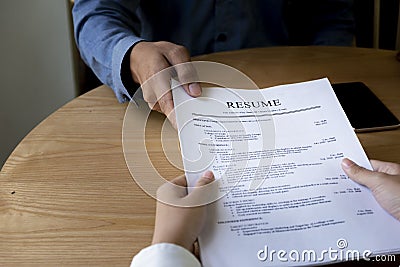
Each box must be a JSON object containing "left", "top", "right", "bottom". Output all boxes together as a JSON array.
[{"left": 332, "top": 82, "right": 400, "bottom": 132}]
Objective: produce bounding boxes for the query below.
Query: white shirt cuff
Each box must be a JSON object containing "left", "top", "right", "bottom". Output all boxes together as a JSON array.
[{"left": 130, "top": 243, "right": 201, "bottom": 267}]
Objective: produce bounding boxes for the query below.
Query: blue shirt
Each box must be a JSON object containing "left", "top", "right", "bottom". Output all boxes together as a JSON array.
[{"left": 72, "top": 0, "right": 354, "bottom": 102}]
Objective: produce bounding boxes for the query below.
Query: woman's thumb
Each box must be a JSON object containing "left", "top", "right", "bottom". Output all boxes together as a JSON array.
[{"left": 195, "top": 170, "right": 215, "bottom": 187}]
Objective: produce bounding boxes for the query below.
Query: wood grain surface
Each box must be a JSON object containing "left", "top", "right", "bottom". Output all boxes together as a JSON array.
[{"left": 1, "top": 46, "right": 399, "bottom": 266}]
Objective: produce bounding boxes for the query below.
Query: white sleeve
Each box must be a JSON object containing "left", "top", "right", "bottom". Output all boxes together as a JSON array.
[{"left": 130, "top": 243, "right": 201, "bottom": 267}]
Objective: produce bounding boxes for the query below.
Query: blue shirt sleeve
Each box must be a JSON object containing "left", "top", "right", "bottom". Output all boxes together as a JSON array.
[{"left": 72, "top": 0, "right": 143, "bottom": 102}]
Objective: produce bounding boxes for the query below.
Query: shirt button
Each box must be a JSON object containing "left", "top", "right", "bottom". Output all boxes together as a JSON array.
[{"left": 216, "top": 33, "right": 227, "bottom": 42}]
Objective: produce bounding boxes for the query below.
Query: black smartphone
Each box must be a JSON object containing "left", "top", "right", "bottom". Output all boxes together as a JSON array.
[{"left": 332, "top": 82, "right": 400, "bottom": 132}]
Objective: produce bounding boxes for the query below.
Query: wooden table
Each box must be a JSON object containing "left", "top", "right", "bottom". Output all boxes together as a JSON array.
[{"left": 1, "top": 47, "right": 399, "bottom": 266}]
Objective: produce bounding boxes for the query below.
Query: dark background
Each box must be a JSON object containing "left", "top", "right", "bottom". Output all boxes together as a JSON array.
[{"left": 355, "top": 0, "right": 399, "bottom": 49}]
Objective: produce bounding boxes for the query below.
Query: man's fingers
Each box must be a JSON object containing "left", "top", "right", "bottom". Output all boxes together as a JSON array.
[
  {"left": 166, "top": 109, "right": 177, "bottom": 130},
  {"left": 342, "top": 158, "right": 382, "bottom": 189},
  {"left": 175, "top": 64, "right": 201, "bottom": 97},
  {"left": 182, "top": 83, "right": 202, "bottom": 97},
  {"left": 149, "top": 102, "right": 162, "bottom": 113},
  {"left": 138, "top": 41, "right": 201, "bottom": 122},
  {"left": 162, "top": 43, "right": 191, "bottom": 65},
  {"left": 161, "top": 43, "right": 202, "bottom": 97},
  {"left": 146, "top": 86, "right": 176, "bottom": 128},
  {"left": 144, "top": 69, "right": 173, "bottom": 116},
  {"left": 158, "top": 92, "right": 174, "bottom": 119}
]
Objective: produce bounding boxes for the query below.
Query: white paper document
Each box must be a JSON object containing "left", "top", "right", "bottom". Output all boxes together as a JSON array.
[{"left": 172, "top": 78, "right": 400, "bottom": 266}]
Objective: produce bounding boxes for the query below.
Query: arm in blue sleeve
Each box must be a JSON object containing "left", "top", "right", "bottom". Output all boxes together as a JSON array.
[
  {"left": 286, "top": 0, "right": 355, "bottom": 46},
  {"left": 72, "top": 0, "right": 144, "bottom": 102}
]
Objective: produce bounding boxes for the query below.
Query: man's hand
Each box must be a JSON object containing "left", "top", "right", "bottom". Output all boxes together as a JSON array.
[
  {"left": 152, "top": 171, "right": 215, "bottom": 252},
  {"left": 342, "top": 158, "right": 400, "bottom": 221},
  {"left": 129, "top": 41, "right": 201, "bottom": 126}
]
